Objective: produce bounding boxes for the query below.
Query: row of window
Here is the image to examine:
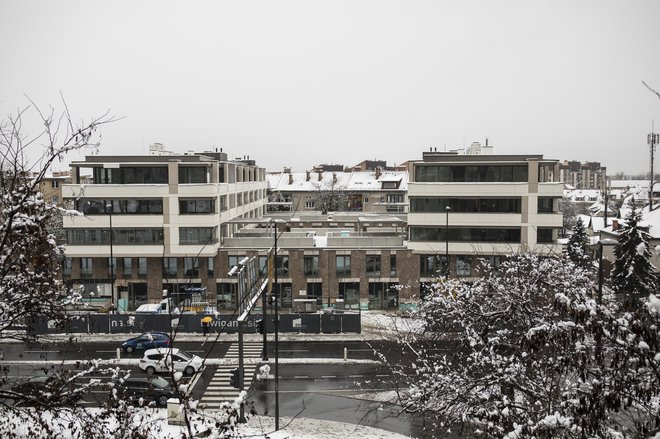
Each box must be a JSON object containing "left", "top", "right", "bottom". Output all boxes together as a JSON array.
[
  {"left": 64, "top": 256, "right": 215, "bottom": 278},
  {"left": 420, "top": 254, "right": 502, "bottom": 277},
  {"left": 415, "top": 165, "right": 529, "bottom": 183},
  {"left": 410, "top": 227, "right": 522, "bottom": 243},
  {"left": 90, "top": 165, "right": 265, "bottom": 185},
  {"left": 65, "top": 227, "right": 217, "bottom": 245},
  {"left": 410, "top": 197, "right": 522, "bottom": 213}
]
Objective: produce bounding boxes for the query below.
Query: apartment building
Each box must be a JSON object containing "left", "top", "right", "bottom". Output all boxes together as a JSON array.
[
  {"left": 216, "top": 213, "right": 413, "bottom": 311},
  {"left": 407, "top": 150, "right": 563, "bottom": 293},
  {"left": 61, "top": 151, "right": 267, "bottom": 311},
  {"left": 267, "top": 168, "right": 408, "bottom": 214},
  {"left": 559, "top": 160, "right": 607, "bottom": 190}
]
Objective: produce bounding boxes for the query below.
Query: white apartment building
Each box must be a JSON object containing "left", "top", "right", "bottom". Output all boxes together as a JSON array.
[
  {"left": 407, "top": 150, "right": 563, "bottom": 287},
  {"left": 62, "top": 151, "right": 267, "bottom": 310}
]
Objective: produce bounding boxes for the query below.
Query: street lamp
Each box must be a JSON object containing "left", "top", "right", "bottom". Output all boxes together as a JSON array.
[
  {"left": 445, "top": 205, "right": 451, "bottom": 276},
  {"left": 106, "top": 202, "right": 115, "bottom": 313}
]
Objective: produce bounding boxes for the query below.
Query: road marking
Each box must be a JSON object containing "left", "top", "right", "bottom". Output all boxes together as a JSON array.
[
  {"left": 293, "top": 375, "right": 308, "bottom": 379},
  {"left": 279, "top": 349, "right": 309, "bottom": 352},
  {"left": 320, "top": 375, "right": 336, "bottom": 379},
  {"left": 23, "top": 351, "right": 58, "bottom": 354},
  {"left": 375, "top": 374, "right": 389, "bottom": 377},
  {"left": 348, "top": 375, "right": 364, "bottom": 378},
  {"left": 347, "top": 349, "right": 373, "bottom": 352}
]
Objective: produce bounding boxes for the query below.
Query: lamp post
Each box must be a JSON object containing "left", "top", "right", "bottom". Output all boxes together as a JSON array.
[
  {"left": 596, "top": 237, "right": 617, "bottom": 364},
  {"left": 273, "top": 219, "right": 281, "bottom": 431},
  {"left": 445, "top": 205, "right": 451, "bottom": 276},
  {"left": 106, "top": 202, "right": 115, "bottom": 313}
]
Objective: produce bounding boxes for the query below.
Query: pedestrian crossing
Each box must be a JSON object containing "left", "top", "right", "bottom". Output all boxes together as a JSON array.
[{"left": 200, "top": 342, "right": 263, "bottom": 409}]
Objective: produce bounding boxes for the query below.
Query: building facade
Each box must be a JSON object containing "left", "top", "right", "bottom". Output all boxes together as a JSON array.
[
  {"left": 61, "top": 151, "right": 267, "bottom": 310},
  {"left": 559, "top": 160, "right": 607, "bottom": 190},
  {"left": 407, "top": 150, "right": 564, "bottom": 294}
]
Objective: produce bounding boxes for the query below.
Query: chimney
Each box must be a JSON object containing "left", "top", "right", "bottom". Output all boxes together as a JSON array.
[
  {"left": 288, "top": 174, "right": 293, "bottom": 185},
  {"left": 333, "top": 172, "right": 337, "bottom": 184},
  {"left": 612, "top": 220, "right": 619, "bottom": 231},
  {"left": 318, "top": 170, "right": 323, "bottom": 181},
  {"left": 375, "top": 167, "right": 381, "bottom": 179},
  {"left": 306, "top": 170, "right": 310, "bottom": 181}
]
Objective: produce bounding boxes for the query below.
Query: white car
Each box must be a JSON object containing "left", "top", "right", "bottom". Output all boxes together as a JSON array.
[{"left": 139, "top": 348, "right": 204, "bottom": 376}]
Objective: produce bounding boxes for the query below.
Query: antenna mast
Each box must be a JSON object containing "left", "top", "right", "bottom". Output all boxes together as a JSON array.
[{"left": 649, "top": 122, "right": 659, "bottom": 211}]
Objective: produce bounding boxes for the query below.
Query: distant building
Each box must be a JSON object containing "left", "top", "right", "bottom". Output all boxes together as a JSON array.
[
  {"left": 267, "top": 168, "right": 408, "bottom": 214},
  {"left": 559, "top": 160, "right": 607, "bottom": 190}
]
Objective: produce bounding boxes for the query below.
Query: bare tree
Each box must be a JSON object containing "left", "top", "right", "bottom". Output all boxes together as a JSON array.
[{"left": 310, "top": 179, "right": 352, "bottom": 214}]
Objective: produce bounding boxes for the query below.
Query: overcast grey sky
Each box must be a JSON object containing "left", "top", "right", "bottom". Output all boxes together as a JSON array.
[{"left": 2, "top": 0, "right": 660, "bottom": 174}]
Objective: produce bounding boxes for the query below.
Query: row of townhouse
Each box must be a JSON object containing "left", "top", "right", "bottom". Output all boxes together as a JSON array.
[{"left": 60, "top": 148, "right": 564, "bottom": 312}]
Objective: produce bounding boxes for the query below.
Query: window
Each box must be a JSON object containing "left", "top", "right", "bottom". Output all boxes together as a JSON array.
[
  {"left": 207, "top": 257, "right": 215, "bottom": 277},
  {"left": 178, "top": 166, "right": 207, "bottom": 184},
  {"left": 51, "top": 180, "right": 60, "bottom": 188},
  {"left": 107, "top": 257, "right": 117, "bottom": 278},
  {"left": 78, "top": 199, "right": 163, "bottom": 215},
  {"left": 259, "top": 256, "right": 268, "bottom": 276},
  {"left": 409, "top": 197, "right": 521, "bottom": 213},
  {"left": 336, "top": 255, "right": 351, "bottom": 277},
  {"left": 66, "top": 228, "right": 164, "bottom": 245},
  {"left": 410, "top": 227, "right": 521, "bottom": 243},
  {"left": 93, "top": 167, "right": 168, "bottom": 184},
  {"left": 237, "top": 193, "right": 243, "bottom": 206},
  {"left": 366, "top": 255, "right": 381, "bottom": 277},
  {"left": 304, "top": 197, "right": 316, "bottom": 209},
  {"left": 118, "top": 258, "right": 130, "bottom": 276},
  {"left": 307, "top": 282, "right": 323, "bottom": 306},
  {"left": 179, "top": 199, "right": 214, "bottom": 214},
  {"left": 304, "top": 256, "right": 319, "bottom": 276},
  {"left": 537, "top": 228, "right": 554, "bottom": 243},
  {"left": 420, "top": 255, "right": 448, "bottom": 277},
  {"left": 162, "top": 258, "right": 177, "bottom": 277},
  {"left": 217, "top": 283, "right": 237, "bottom": 310},
  {"left": 390, "top": 254, "right": 397, "bottom": 276},
  {"left": 62, "top": 257, "right": 72, "bottom": 277},
  {"left": 415, "top": 165, "right": 528, "bottom": 183},
  {"left": 179, "top": 227, "right": 216, "bottom": 244},
  {"left": 456, "top": 256, "right": 472, "bottom": 276},
  {"left": 184, "top": 257, "right": 199, "bottom": 277},
  {"left": 80, "top": 258, "right": 93, "bottom": 278},
  {"left": 219, "top": 195, "right": 227, "bottom": 211},
  {"left": 228, "top": 256, "right": 241, "bottom": 273},
  {"left": 138, "top": 257, "right": 147, "bottom": 277},
  {"left": 276, "top": 256, "right": 289, "bottom": 277},
  {"left": 538, "top": 197, "right": 555, "bottom": 213}
]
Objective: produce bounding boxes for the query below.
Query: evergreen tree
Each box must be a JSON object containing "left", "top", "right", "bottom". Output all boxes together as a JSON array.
[
  {"left": 611, "top": 199, "right": 658, "bottom": 304},
  {"left": 566, "top": 217, "right": 592, "bottom": 268}
]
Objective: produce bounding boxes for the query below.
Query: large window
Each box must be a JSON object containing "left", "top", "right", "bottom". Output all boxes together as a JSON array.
[
  {"left": 410, "top": 197, "right": 521, "bottom": 213},
  {"left": 77, "top": 199, "right": 163, "bottom": 215},
  {"left": 178, "top": 166, "right": 208, "bottom": 184},
  {"left": 537, "top": 228, "right": 555, "bottom": 243},
  {"left": 179, "top": 199, "right": 215, "bottom": 214},
  {"left": 162, "top": 258, "right": 177, "bottom": 278},
  {"left": 217, "top": 283, "right": 237, "bottom": 310},
  {"left": 66, "top": 228, "right": 164, "bottom": 245},
  {"left": 137, "top": 257, "right": 147, "bottom": 277},
  {"left": 207, "top": 257, "right": 215, "bottom": 277},
  {"left": 336, "top": 255, "right": 351, "bottom": 277},
  {"left": 410, "top": 227, "right": 521, "bottom": 243},
  {"left": 179, "top": 227, "right": 216, "bottom": 244},
  {"left": 80, "top": 258, "right": 93, "bottom": 278},
  {"left": 390, "top": 254, "right": 397, "bottom": 276},
  {"left": 538, "top": 197, "right": 555, "bottom": 213},
  {"left": 123, "top": 258, "right": 132, "bottom": 276},
  {"left": 304, "top": 256, "right": 319, "bottom": 276},
  {"left": 420, "top": 255, "right": 448, "bottom": 277},
  {"left": 366, "top": 255, "right": 381, "bottom": 277},
  {"left": 276, "top": 256, "right": 289, "bottom": 277},
  {"left": 456, "top": 255, "right": 472, "bottom": 277},
  {"left": 62, "top": 257, "right": 72, "bottom": 277},
  {"left": 184, "top": 257, "right": 199, "bottom": 277},
  {"left": 92, "top": 167, "right": 168, "bottom": 184},
  {"left": 415, "top": 165, "right": 528, "bottom": 183}
]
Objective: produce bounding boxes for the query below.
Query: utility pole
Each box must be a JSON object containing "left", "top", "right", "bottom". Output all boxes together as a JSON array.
[
  {"left": 106, "top": 202, "right": 115, "bottom": 313},
  {"left": 649, "top": 125, "right": 659, "bottom": 211},
  {"left": 273, "top": 220, "right": 280, "bottom": 431},
  {"left": 445, "top": 206, "right": 451, "bottom": 276}
]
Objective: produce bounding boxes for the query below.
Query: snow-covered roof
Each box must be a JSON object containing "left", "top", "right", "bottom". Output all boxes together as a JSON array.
[
  {"left": 563, "top": 189, "right": 600, "bottom": 202},
  {"left": 268, "top": 170, "right": 408, "bottom": 192}
]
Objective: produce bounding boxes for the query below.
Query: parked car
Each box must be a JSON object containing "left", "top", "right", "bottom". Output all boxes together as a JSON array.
[
  {"left": 139, "top": 348, "right": 203, "bottom": 375},
  {"left": 12, "top": 375, "right": 83, "bottom": 406},
  {"left": 121, "top": 332, "right": 172, "bottom": 353},
  {"left": 113, "top": 375, "right": 176, "bottom": 407}
]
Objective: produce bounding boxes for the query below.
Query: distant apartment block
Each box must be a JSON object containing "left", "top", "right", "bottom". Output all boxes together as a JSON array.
[
  {"left": 267, "top": 168, "right": 408, "bottom": 214},
  {"left": 559, "top": 160, "right": 607, "bottom": 190}
]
